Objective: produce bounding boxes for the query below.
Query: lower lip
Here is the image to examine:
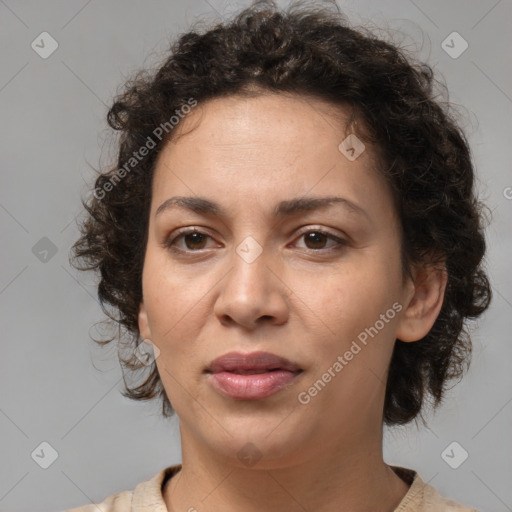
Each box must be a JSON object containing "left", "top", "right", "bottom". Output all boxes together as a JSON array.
[{"left": 208, "top": 370, "right": 301, "bottom": 399}]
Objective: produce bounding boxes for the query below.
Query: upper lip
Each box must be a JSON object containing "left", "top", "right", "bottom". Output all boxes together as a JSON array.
[{"left": 206, "top": 351, "right": 302, "bottom": 374}]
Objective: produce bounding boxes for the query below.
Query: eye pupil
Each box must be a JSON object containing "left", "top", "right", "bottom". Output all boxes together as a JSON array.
[
  {"left": 185, "top": 232, "right": 207, "bottom": 249},
  {"left": 305, "top": 231, "right": 326, "bottom": 249}
]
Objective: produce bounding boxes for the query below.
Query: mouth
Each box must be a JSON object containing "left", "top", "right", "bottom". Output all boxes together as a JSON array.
[{"left": 205, "top": 351, "right": 303, "bottom": 400}]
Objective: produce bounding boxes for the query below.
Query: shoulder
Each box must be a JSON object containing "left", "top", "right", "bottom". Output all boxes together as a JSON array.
[
  {"left": 392, "top": 466, "right": 478, "bottom": 512},
  {"left": 66, "top": 490, "right": 133, "bottom": 512},
  {"left": 64, "top": 464, "right": 181, "bottom": 512},
  {"left": 421, "top": 483, "right": 479, "bottom": 512}
]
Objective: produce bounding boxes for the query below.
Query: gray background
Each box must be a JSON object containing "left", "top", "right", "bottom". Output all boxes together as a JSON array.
[{"left": 1, "top": 1, "right": 511, "bottom": 511}]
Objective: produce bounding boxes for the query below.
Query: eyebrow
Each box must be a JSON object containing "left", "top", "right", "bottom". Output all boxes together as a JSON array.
[{"left": 155, "top": 195, "right": 370, "bottom": 220}]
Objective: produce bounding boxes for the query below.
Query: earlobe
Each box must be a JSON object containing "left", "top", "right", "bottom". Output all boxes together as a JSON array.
[
  {"left": 396, "top": 263, "right": 448, "bottom": 343},
  {"left": 138, "top": 302, "right": 152, "bottom": 341}
]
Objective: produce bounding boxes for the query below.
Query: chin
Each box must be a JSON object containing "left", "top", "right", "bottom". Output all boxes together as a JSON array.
[{"left": 199, "top": 418, "right": 313, "bottom": 469}]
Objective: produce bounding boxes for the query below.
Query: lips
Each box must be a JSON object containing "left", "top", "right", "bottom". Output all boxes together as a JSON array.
[
  {"left": 205, "top": 351, "right": 303, "bottom": 400},
  {"left": 206, "top": 351, "right": 301, "bottom": 374}
]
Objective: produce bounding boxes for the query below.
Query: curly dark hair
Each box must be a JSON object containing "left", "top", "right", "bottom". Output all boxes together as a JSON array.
[{"left": 71, "top": 0, "right": 491, "bottom": 425}]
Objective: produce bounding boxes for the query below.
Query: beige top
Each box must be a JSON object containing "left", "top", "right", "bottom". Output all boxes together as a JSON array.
[{"left": 65, "top": 464, "right": 478, "bottom": 511}]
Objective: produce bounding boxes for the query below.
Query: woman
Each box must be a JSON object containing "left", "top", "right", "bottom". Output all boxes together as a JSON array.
[{"left": 69, "top": 1, "right": 491, "bottom": 510}]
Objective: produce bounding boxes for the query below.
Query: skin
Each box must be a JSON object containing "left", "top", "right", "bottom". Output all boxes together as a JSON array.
[{"left": 138, "top": 92, "right": 447, "bottom": 512}]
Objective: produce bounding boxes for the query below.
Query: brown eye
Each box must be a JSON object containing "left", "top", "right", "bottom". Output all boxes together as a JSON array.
[
  {"left": 165, "top": 228, "right": 346, "bottom": 255},
  {"left": 303, "top": 231, "right": 329, "bottom": 250},
  {"left": 294, "top": 230, "right": 346, "bottom": 252},
  {"left": 182, "top": 232, "right": 208, "bottom": 250},
  {"left": 165, "top": 229, "right": 215, "bottom": 252}
]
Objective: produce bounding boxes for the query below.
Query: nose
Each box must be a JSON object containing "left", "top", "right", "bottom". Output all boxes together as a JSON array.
[{"left": 213, "top": 241, "right": 289, "bottom": 330}]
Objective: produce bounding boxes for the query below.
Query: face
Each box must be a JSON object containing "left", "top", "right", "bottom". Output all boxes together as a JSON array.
[{"left": 138, "top": 93, "right": 435, "bottom": 468}]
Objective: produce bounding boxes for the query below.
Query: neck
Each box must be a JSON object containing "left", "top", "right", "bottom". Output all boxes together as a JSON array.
[{"left": 164, "top": 424, "right": 410, "bottom": 512}]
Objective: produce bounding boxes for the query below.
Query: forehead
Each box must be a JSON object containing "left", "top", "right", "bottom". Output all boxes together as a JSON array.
[
  {"left": 151, "top": 93, "right": 390, "bottom": 219},
  {"left": 166, "top": 92, "right": 354, "bottom": 155}
]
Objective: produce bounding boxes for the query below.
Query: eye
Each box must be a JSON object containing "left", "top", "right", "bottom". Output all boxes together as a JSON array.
[
  {"left": 165, "top": 228, "right": 216, "bottom": 252},
  {"left": 164, "top": 227, "right": 347, "bottom": 254},
  {"left": 292, "top": 229, "right": 347, "bottom": 252}
]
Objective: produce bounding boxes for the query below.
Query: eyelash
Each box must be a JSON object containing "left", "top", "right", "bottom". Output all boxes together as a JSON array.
[{"left": 163, "top": 227, "right": 348, "bottom": 254}]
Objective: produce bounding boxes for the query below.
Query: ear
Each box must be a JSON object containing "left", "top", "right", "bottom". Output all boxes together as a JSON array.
[
  {"left": 396, "top": 261, "right": 448, "bottom": 343},
  {"left": 138, "top": 301, "right": 152, "bottom": 341}
]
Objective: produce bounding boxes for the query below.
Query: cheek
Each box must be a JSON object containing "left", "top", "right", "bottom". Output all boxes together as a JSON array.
[
  {"left": 142, "top": 254, "right": 193, "bottom": 348},
  {"left": 304, "top": 280, "right": 398, "bottom": 409},
  {"left": 142, "top": 255, "right": 219, "bottom": 376},
  {"left": 314, "top": 259, "right": 399, "bottom": 326},
  {"left": 303, "top": 256, "right": 401, "bottom": 370}
]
